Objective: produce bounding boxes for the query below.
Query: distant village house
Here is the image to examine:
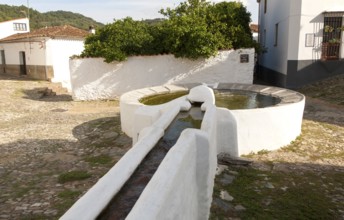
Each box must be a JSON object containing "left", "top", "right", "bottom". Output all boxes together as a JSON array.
[{"left": 0, "top": 21, "right": 89, "bottom": 91}]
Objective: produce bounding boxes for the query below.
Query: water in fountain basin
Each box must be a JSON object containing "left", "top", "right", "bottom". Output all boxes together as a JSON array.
[
  {"left": 214, "top": 90, "right": 280, "bottom": 109},
  {"left": 140, "top": 90, "right": 280, "bottom": 109}
]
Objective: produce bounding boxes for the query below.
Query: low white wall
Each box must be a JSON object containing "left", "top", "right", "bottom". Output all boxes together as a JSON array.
[
  {"left": 69, "top": 49, "right": 254, "bottom": 100},
  {"left": 216, "top": 108, "right": 238, "bottom": 156},
  {"left": 62, "top": 94, "right": 218, "bottom": 220},
  {"left": 120, "top": 85, "right": 188, "bottom": 138},
  {"left": 128, "top": 104, "right": 218, "bottom": 220},
  {"left": 232, "top": 99, "right": 305, "bottom": 155},
  {"left": 127, "top": 129, "right": 215, "bottom": 220},
  {"left": 61, "top": 104, "right": 183, "bottom": 220},
  {"left": 60, "top": 125, "right": 164, "bottom": 220},
  {"left": 50, "top": 39, "right": 85, "bottom": 91},
  {"left": 120, "top": 83, "right": 305, "bottom": 156}
]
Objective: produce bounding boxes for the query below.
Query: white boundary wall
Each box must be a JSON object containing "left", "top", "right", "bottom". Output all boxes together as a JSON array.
[{"left": 69, "top": 49, "right": 254, "bottom": 100}]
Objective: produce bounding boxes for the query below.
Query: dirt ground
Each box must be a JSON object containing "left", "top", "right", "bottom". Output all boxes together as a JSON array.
[
  {"left": 0, "top": 74, "right": 131, "bottom": 219},
  {"left": 211, "top": 75, "right": 344, "bottom": 219},
  {"left": 0, "top": 73, "right": 343, "bottom": 219}
]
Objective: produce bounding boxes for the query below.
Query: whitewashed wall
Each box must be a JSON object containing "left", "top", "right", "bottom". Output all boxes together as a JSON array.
[
  {"left": 49, "top": 39, "right": 85, "bottom": 91},
  {"left": 69, "top": 49, "right": 255, "bottom": 100},
  {"left": 258, "top": 0, "right": 294, "bottom": 74},
  {"left": 121, "top": 84, "right": 305, "bottom": 156},
  {"left": 0, "top": 40, "right": 46, "bottom": 66},
  {"left": 0, "top": 18, "right": 30, "bottom": 40},
  {"left": 127, "top": 129, "right": 215, "bottom": 220},
  {"left": 259, "top": 0, "right": 344, "bottom": 70},
  {"left": 298, "top": 0, "right": 344, "bottom": 60}
]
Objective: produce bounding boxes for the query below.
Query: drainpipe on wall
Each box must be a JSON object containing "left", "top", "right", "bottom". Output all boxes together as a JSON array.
[{"left": 44, "top": 41, "right": 48, "bottom": 81}]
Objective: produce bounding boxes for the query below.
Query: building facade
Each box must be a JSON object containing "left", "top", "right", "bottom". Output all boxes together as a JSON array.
[
  {"left": 0, "top": 18, "right": 30, "bottom": 40},
  {"left": 0, "top": 25, "right": 88, "bottom": 90},
  {"left": 257, "top": 0, "right": 344, "bottom": 88}
]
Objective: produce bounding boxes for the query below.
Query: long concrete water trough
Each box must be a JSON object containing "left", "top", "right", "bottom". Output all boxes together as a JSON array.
[{"left": 61, "top": 83, "right": 305, "bottom": 220}]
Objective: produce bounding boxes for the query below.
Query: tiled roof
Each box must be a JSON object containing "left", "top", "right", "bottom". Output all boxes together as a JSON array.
[{"left": 0, "top": 25, "right": 89, "bottom": 42}]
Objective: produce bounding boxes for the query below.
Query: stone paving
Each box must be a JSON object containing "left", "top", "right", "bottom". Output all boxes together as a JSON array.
[
  {"left": 0, "top": 73, "right": 343, "bottom": 219},
  {"left": 0, "top": 74, "right": 131, "bottom": 219},
  {"left": 210, "top": 92, "right": 344, "bottom": 219}
]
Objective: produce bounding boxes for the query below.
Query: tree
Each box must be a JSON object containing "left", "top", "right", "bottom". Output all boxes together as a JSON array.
[
  {"left": 81, "top": 0, "right": 255, "bottom": 62},
  {"left": 209, "top": 1, "right": 253, "bottom": 49},
  {"left": 159, "top": 0, "right": 220, "bottom": 59},
  {"left": 82, "top": 17, "right": 153, "bottom": 62}
]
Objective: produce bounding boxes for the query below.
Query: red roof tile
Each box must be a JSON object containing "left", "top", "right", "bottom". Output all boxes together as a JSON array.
[{"left": 0, "top": 25, "right": 89, "bottom": 42}]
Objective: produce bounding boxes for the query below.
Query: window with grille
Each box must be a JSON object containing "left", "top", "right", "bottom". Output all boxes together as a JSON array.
[
  {"left": 321, "top": 16, "right": 342, "bottom": 60},
  {"left": 13, "top": 23, "right": 27, "bottom": 31}
]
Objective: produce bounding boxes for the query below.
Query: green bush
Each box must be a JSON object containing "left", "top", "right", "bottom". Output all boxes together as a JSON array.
[
  {"left": 81, "top": 17, "right": 153, "bottom": 62},
  {"left": 82, "top": 0, "right": 254, "bottom": 62},
  {"left": 160, "top": 0, "right": 219, "bottom": 59}
]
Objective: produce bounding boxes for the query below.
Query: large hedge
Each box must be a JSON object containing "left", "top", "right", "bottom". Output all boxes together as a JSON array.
[{"left": 81, "top": 0, "right": 254, "bottom": 62}]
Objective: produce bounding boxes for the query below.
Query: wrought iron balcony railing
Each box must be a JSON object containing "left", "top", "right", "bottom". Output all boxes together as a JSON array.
[{"left": 321, "top": 42, "right": 340, "bottom": 60}]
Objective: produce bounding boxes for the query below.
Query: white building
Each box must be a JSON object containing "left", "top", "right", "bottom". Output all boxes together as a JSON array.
[
  {"left": 250, "top": 23, "right": 259, "bottom": 42},
  {"left": 257, "top": 0, "right": 344, "bottom": 88},
  {"left": 0, "top": 25, "right": 89, "bottom": 91},
  {"left": 0, "top": 18, "right": 30, "bottom": 40}
]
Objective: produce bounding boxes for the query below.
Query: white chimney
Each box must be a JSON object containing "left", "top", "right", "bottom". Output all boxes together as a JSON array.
[{"left": 89, "top": 25, "right": 95, "bottom": 34}]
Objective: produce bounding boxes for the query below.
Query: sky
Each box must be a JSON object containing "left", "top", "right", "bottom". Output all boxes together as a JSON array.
[{"left": 1, "top": 0, "right": 258, "bottom": 24}]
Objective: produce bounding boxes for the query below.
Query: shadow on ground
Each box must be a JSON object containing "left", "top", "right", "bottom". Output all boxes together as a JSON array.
[
  {"left": 72, "top": 116, "right": 131, "bottom": 148},
  {"left": 21, "top": 88, "right": 73, "bottom": 102},
  {"left": 0, "top": 116, "right": 131, "bottom": 219},
  {"left": 303, "top": 97, "right": 344, "bottom": 127}
]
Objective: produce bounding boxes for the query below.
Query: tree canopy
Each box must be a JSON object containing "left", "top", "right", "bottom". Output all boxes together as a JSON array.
[{"left": 81, "top": 0, "right": 255, "bottom": 62}]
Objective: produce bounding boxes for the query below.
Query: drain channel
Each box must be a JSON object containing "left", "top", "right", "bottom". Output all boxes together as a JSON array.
[{"left": 97, "top": 107, "right": 204, "bottom": 220}]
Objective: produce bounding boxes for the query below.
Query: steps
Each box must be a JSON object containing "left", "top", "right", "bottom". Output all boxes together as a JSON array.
[{"left": 35, "top": 82, "right": 71, "bottom": 100}]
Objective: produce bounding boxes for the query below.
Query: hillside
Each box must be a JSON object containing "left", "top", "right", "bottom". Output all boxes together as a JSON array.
[{"left": 0, "top": 4, "right": 103, "bottom": 30}]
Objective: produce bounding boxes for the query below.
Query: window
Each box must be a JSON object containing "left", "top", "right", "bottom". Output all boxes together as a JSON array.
[
  {"left": 323, "top": 17, "right": 342, "bottom": 43},
  {"left": 274, "top": 23, "right": 278, "bottom": 46},
  {"left": 0, "top": 50, "right": 6, "bottom": 73},
  {"left": 263, "top": 29, "right": 266, "bottom": 47},
  {"left": 13, "top": 23, "right": 27, "bottom": 31},
  {"left": 264, "top": 0, "right": 267, "bottom": 14},
  {"left": 321, "top": 16, "right": 342, "bottom": 60}
]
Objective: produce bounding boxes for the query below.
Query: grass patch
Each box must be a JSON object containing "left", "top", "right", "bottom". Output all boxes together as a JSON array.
[
  {"left": 54, "top": 190, "right": 83, "bottom": 217},
  {"left": 12, "top": 181, "right": 38, "bottom": 198},
  {"left": 58, "top": 170, "right": 91, "bottom": 184},
  {"left": 85, "top": 155, "right": 113, "bottom": 165},
  {"left": 58, "top": 189, "right": 82, "bottom": 199},
  {"left": 281, "top": 135, "right": 303, "bottom": 153},
  {"left": 212, "top": 166, "right": 342, "bottom": 219},
  {"left": 257, "top": 149, "right": 270, "bottom": 155}
]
